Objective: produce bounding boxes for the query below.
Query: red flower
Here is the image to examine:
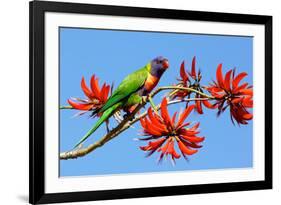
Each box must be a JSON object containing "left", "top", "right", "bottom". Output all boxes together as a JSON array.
[
  {"left": 173, "top": 56, "right": 216, "bottom": 114},
  {"left": 139, "top": 98, "right": 204, "bottom": 164},
  {"left": 67, "top": 75, "right": 111, "bottom": 116},
  {"left": 206, "top": 64, "right": 253, "bottom": 125}
]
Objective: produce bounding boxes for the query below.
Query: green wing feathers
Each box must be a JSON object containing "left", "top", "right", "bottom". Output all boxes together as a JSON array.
[
  {"left": 74, "top": 64, "right": 149, "bottom": 148},
  {"left": 99, "top": 66, "right": 149, "bottom": 113}
]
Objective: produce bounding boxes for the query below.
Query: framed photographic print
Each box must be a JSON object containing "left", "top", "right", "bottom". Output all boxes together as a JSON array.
[{"left": 29, "top": 0, "right": 272, "bottom": 204}]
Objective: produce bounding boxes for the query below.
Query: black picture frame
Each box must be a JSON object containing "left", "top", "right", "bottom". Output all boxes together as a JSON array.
[{"left": 29, "top": 0, "right": 272, "bottom": 204}]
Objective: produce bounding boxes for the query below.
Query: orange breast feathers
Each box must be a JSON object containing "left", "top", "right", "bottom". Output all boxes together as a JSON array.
[{"left": 144, "top": 73, "right": 160, "bottom": 92}]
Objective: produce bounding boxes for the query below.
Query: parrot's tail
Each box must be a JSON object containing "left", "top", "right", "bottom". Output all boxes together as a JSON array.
[{"left": 74, "top": 103, "right": 121, "bottom": 148}]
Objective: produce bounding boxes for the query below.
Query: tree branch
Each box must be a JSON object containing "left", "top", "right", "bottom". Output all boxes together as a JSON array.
[
  {"left": 60, "top": 86, "right": 214, "bottom": 160},
  {"left": 60, "top": 97, "right": 148, "bottom": 159},
  {"left": 60, "top": 100, "right": 212, "bottom": 160}
]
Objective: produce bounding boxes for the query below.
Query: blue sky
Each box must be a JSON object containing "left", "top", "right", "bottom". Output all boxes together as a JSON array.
[{"left": 59, "top": 27, "right": 253, "bottom": 177}]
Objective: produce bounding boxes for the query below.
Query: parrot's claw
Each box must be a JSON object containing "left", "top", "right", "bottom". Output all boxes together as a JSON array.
[
  {"left": 123, "top": 113, "right": 128, "bottom": 119},
  {"left": 123, "top": 110, "right": 137, "bottom": 121},
  {"left": 123, "top": 113, "right": 135, "bottom": 120}
]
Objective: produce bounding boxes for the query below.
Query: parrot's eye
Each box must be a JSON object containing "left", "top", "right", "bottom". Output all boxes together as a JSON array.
[{"left": 158, "top": 60, "right": 162, "bottom": 64}]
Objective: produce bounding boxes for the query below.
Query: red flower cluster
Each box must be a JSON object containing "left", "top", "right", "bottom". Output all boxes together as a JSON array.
[
  {"left": 139, "top": 98, "right": 204, "bottom": 163},
  {"left": 68, "top": 75, "right": 111, "bottom": 116},
  {"left": 173, "top": 56, "right": 216, "bottom": 114},
  {"left": 207, "top": 64, "right": 253, "bottom": 125}
]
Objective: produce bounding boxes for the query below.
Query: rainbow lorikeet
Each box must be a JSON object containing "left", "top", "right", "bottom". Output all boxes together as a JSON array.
[{"left": 74, "top": 56, "right": 169, "bottom": 148}]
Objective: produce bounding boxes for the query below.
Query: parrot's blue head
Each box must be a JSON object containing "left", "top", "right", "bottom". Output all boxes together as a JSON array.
[{"left": 150, "top": 56, "right": 169, "bottom": 77}]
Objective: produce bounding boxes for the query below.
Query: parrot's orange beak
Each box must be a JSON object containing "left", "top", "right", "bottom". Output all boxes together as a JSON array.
[{"left": 162, "top": 59, "right": 169, "bottom": 69}]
